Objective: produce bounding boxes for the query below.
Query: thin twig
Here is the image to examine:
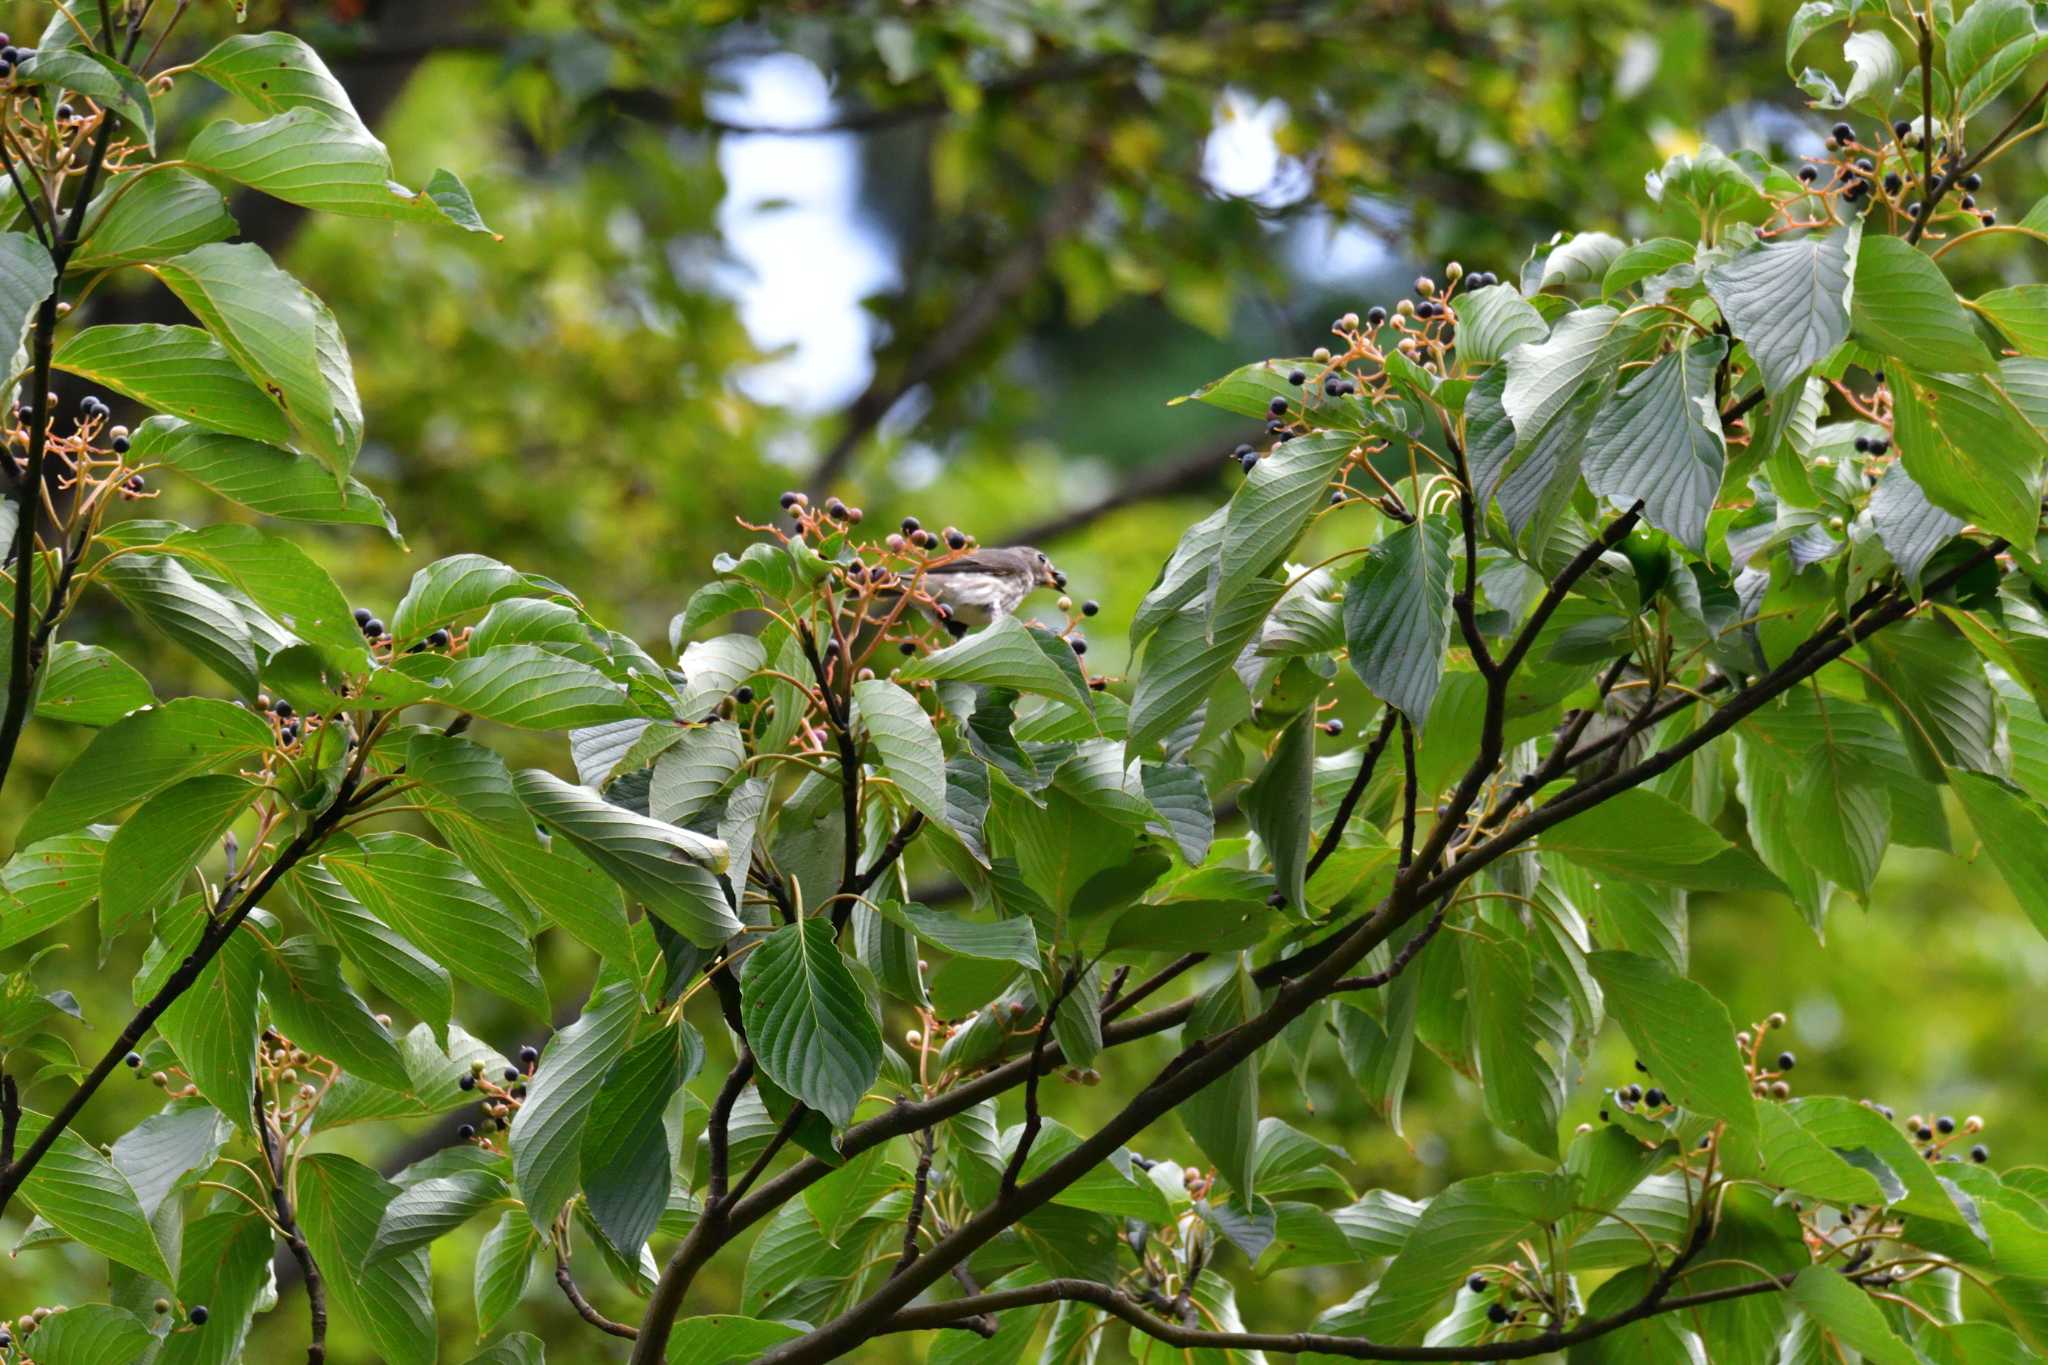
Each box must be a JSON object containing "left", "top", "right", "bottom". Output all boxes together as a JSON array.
[
  {"left": 555, "top": 1247, "right": 639, "bottom": 1340},
  {"left": 256, "top": 1086, "right": 326, "bottom": 1363},
  {"left": 999, "top": 961, "right": 1080, "bottom": 1195},
  {"left": 1306, "top": 706, "right": 1398, "bottom": 878}
]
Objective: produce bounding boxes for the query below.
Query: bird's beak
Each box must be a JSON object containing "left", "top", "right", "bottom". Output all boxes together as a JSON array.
[{"left": 1050, "top": 569, "right": 1067, "bottom": 590}]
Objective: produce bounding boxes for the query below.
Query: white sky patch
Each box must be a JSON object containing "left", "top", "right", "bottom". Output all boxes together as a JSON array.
[
  {"left": 708, "top": 52, "right": 900, "bottom": 414},
  {"left": 1202, "top": 89, "right": 1312, "bottom": 208}
]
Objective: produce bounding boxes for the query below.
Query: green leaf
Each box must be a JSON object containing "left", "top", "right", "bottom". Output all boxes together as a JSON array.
[
  {"left": 34, "top": 642, "right": 154, "bottom": 726},
  {"left": 668, "top": 1316, "right": 804, "bottom": 1365},
  {"left": 157, "top": 929, "right": 263, "bottom": 1126},
  {"left": 322, "top": 832, "right": 550, "bottom": 1015},
  {"left": 899, "top": 614, "right": 1096, "bottom": 714},
  {"left": 95, "top": 551, "right": 259, "bottom": 696},
  {"left": 282, "top": 863, "right": 452, "bottom": 1041},
  {"left": 741, "top": 918, "right": 882, "bottom": 1127},
  {"left": 405, "top": 734, "right": 631, "bottom": 963},
  {"left": 1601, "top": 237, "right": 1695, "bottom": 300},
  {"left": 54, "top": 324, "right": 294, "bottom": 445},
  {"left": 1851, "top": 235, "right": 1993, "bottom": 372},
  {"left": 367, "top": 1167, "right": 508, "bottom": 1262},
  {"left": 352, "top": 645, "right": 635, "bottom": 729},
  {"left": 583, "top": 1017, "right": 698, "bottom": 1257},
  {"left": 1343, "top": 516, "right": 1455, "bottom": 726},
  {"left": 11, "top": 1109, "right": 174, "bottom": 1284},
  {"left": 1588, "top": 950, "right": 1757, "bottom": 1138},
  {"left": 1126, "top": 578, "right": 1281, "bottom": 756},
  {"left": 508, "top": 976, "right": 638, "bottom": 1234},
  {"left": 1140, "top": 762, "right": 1213, "bottom": 865},
  {"left": 463, "top": 1333, "right": 545, "bottom": 1365},
  {"left": 155, "top": 522, "right": 367, "bottom": 668},
  {"left": 0, "top": 232, "right": 51, "bottom": 358},
  {"left": 1464, "top": 933, "right": 1562, "bottom": 1158},
  {"left": 1544, "top": 788, "right": 1734, "bottom": 883},
  {"left": 189, "top": 107, "right": 494, "bottom": 233},
  {"left": 1974, "top": 284, "right": 2048, "bottom": 357},
  {"left": 1949, "top": 0, "right": 2048, "bottom": 115},
  {"left": 256, "top": 936, "right": 410, "bottom": 1089},
  {"left": 1953, "top": 772, "right": 2048, "bottom": 941},
  {"left": 1582, "top": 336, "right": 1727, "bottom": 551},
  {"left": 391, "top": 556, "right": 543, "bottom": 641},
  {"left": 1181, "top": 962, "right": 1260, "bottom": 1204},
  {"left": 1703, "top": 228, "right": 1855, "bottom": 394},
  {"left": 474, "top": 1211, "right": 538, "bottom": 1334},
  {"left": 1870, "top": 462, "right": 1964, "bottom": 588},
  {"left": 18, "top": 47, "right": 154, "bottom": 149},
  {"left": 126, "top": 417, "right": 397, "bottom": 536},
  {"left": 1245, "top": 710, "right": 1315, "bottom": 910},
  {"left": 155, "top": 1209, "right": 273, "bottom": 1365},
  {"left": 22, "top": 1304, "right": 154, "bottom": 1365},
  {"left": 1355, "top": 1171, "right": 1553, "bottom": 1343},
  {"left": 148, "top": 242, "right": 360, "bottom": 481},
  {"left": 100, "top": 773, "right": 256, "bottom": 932},
  {"left": 1862, "top": 616, "right": 2001, "bottom": 776},
  {"left": 649, "top": 722, "right": 743, "bottom": 827},
  {"left": 0, "top": 828, "right": 109, "bottom": 952},
  {"left": 1214, "top": 431, "right": 1356, "bottom": 622},
  {"left": 874, "top": 899, "right": 1041, "bottom": 970},
  {"left": 191, "top": 32, "right": 358, "bottom": 116},
  {"left": 852, "top": 678, "right": 949, "bottom": 829},
  {"left": 1788, "top": 1266, "right": 1920, "bottom": 1364},
  {"left": 513, "top": 769, "right": 740, "bottom": 948},
  {"left": 296, "top": 1154, "right": 436, "bottom": 1365},
  {"left": 1888, "top": 360, "right": 2048, "bottom": 545},
  {"left": 1453, "top": 283, "right": 1549, "bottom": 362},
  {"left": 72, "top": 170, "right": 235, "bottom": 271}
]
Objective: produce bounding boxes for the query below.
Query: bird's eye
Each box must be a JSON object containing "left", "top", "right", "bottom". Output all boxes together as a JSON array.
[{"left": 1037, "top": 553, "right": 1048, "bottom": 562}]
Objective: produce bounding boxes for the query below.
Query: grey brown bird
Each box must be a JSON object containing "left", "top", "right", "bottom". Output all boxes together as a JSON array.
[{"left": 919, "top": 546, "right": 1066, "bottom": 630}]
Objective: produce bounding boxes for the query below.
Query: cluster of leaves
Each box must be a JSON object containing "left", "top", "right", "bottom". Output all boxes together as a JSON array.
[{"left": 7, "top": 4, "right": 2048, "bottom": 1365}]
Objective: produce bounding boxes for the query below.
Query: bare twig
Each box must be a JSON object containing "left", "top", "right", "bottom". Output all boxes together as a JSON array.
[
  {"left": 555, "top": 1247, "right": 639, "bottom": 1340},
  {"left": 256, "top": 1087, "right": 327, "bottom": 1363}
]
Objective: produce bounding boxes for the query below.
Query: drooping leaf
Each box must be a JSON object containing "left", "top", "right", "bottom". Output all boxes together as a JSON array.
[
  {"left": 1703, "top": 228, "right": 1855, "bottom": 395},
  {"left": 54, "top": 324, "right": 295, "bottom": 445},
  {"left": 1581, "top": 336, "right": 1727, "bottom": 550},
  {"left": 1851, "top": 235, "right": 1993, "bottom": 372},
  {"left": 10, "top": 1109, "right": 174, "bottom": 1285},
  {"left": 296, "top": 1153, "right": 436, "bottom": 1365},
  {"left": 1342, "top": 516, "right": 1455, "bottom": 726},
  {"left": 1588, "top": 950, "right": 1757, "bottom": 1138},
  {"left": 740, "top": 918, "right": 882, "bottom": 1127}
]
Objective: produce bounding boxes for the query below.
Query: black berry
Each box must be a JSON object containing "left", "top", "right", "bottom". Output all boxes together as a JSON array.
[
  {"left": 900, "top": 516, "right": 920, "bottom": 535},
  {"left": 1893, "top": 119, "right": 1912, "bottom": 139},
  {"left": 1081, "top": 599, "right": 1099, "bottom": 616},
  {"left": 1644, "top": 1088, "right": 1666, "bottom": 1107},
  {"left": 1288, "top": 369, "right": 1306, "bottom": 386},
  {"left": 899, "top": 640, "right": 916, "bottom": 656},
  {"left": 1971, "top": 1144, "right": 1989, "bottom": 1163},
  {"left": 732, "top": 685, "right": 754, "bottom": 705},
  {"left": 1917, "top": 1125, "right": 1935, "bottom": 1141},
  {"left": 427, "top": 628, "right": 451, "bottom": 649},
  {"left": 1983, "top": 210, "right": 1998, "bottom": 226},
  {"left": 459, "top": 1074, "right": 476, "bottom": 1091},
  {"left": 1936, "top": 1115, "right": 1955, "bottom": 1134},
  {"left": 189, "top": 1306, "right": 208, "bottom": 1326},
  {"left": 1323, "top": 718, "right": 1343, "bottom": 736},
  {"left": 946, "top": 529, "right": 967, "bottom": 550},
  {"left": 353, "top": 607, "right": 372, "bottom": 626},
  {"left": 457, "top": 1123, "right": 476, "bottom": 1140},
  {"left": 1962, "top": 172, "right": 1983, "bottom": 191},
  {"left": 363, "top": 618, "right": 385, "bottom": 638},
  {"left": 125, "top": 1051, "right": 141, "bottom": 1068},
  {"left": 1267, "top": 395, "right": 1289, "bottom": 417},
  {"left": 519, "top": 1045, "right": 540, "bottom": 1066},
  {"left": 1777, "top": 1051, "right": 1795, "bottom": 1071},
  {"left": 272, "top": 699, "right": 293, "bottom": 719},
  {"left": 1365, "top": 306, "right": 1387, "bottom": 326},
  {"left": 1882, "top": 172, "right": 1901, "bottom": 194},
  {"left": 1797, "top": 165, "right": 1818, "bottom": 184},
  {"left": 1487, "top": 1303, "right": 1511, "bottom": 1325},
  {"left": 503, "top": 1066, "right": 519, "bottom": 1082},
  {"left": 1266, "top": 891, "right": 1286, "bottom": 908},
  {"left": 1832, "top": 121, "right": 1856, "bottom": 144},
  {"left": 1467, "top": 1274, "right": 1487, "bottom": 1292}
]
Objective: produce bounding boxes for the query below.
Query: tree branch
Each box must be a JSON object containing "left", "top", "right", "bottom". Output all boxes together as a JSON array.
[
  {"left": 808, "top": 171, "right": 1102, "bottom": 492},
  {"left": 1005, "top": 432, "right": 1249, "bottom": 547},
  {"left": 555, "top": 1247, "right": 639, "bottom": 1340},
  {"left": 1306, "top": 706, "right": 1398, "bottom": 879},
  {"left": 256, "top": 1086, "right": 327, "bottom": 1363},
  {"left": 1000, "top": 960, "right": 1079, "bottom": 1195}
]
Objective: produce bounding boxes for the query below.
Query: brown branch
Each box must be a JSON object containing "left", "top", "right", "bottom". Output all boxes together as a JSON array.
[
  {"left": 1306, "top": 706, "right": 1398, "bottom": 879},
  {"left": 892, "top": 1127, "right": 935, "bottom": 1278},
  {"left": 256, "top": 1087, "right": 327, "bottom": 1363},
  {"left": 850, "top": 812, "right": 926, "bottom": 898},
  {"left": 1000, "top": 960, "right": 1081, "bottom": 1195},
  {"left": 1006, "top": 432, "right": 1249, "bottom": 546},
  {"left": 704, "top": 1050, "right": 756, "bottom": 1206},
  {"left": 808, "top": 171, "right": 1102, "bottom": 492},
  {"left": 555, "top": 1247, "right": 639, "bottom": 1340}
]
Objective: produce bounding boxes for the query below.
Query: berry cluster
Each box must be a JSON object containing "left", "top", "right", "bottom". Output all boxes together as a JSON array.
[
  {"left": 1241, "top": 261, "right": 1494, "bottom": 523},
  {"left": 1738, "top": 1011, "right": 1798, "bottom": 1101},
  {"left": 256, "top": 1028, "right": 341, "bottom": 1132},
  {"left": 0, "top": 36, "right": 34, "bottom": 81},
  {"left": 1903, "top": 1109, "right": 1991, "bottom": 1165},
  {"left": 1800, "top": 119, "right": 1996, "bottom": 230},
  {"left": 455, "top": 1045, "right": 538, "bottom": 1145}
]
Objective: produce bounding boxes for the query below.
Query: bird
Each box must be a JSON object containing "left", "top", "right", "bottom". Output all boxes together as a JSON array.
[{"left": 917, "top": 546, "right": 1066, "bottom": 632}]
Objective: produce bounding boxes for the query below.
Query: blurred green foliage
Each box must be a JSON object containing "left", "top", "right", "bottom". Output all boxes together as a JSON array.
[{"left": 0, "top": 0, "right": 2038, "bottom": 1359}]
